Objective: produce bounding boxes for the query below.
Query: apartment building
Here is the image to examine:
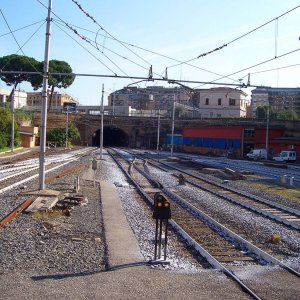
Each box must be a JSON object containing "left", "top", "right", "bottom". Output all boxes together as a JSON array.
[
  {"left": 0, "top": 88, "right": 27, "bottom": 108},
  {"left": 193, "top": 87, "right": 247, "bottom": 118},
  {"left": 251, "top": 87, "right": 300, "bottom": 117},
  {"left": 26, "top": 91, "right": 77, "bottom": 111},
  {"left": 108, "top": 86, "right": 247, "bottom": 118},
  {"left": 108, "top": 86, "right": 190, "bottom": 113}
]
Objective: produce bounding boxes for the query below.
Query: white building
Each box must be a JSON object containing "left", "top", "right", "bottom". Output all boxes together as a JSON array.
[
  {"left": 0, "top": 88, "right": 27, "bottom": 108},
  {"left": 194, "top": 87, "right": 247, "bottom": 118}
]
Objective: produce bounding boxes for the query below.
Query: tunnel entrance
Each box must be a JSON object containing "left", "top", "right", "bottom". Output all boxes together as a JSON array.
[{"left": 92, "top": 126, "right": 129, "bottom": 147}]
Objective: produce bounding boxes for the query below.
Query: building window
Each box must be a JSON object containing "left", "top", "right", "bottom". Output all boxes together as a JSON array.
[
  {"left": 229, "top": 98, "right": 236, "bottom": 106},
  {"left": 218, "top": 98, "right": 221, "bottom": 105},
  {"left": 205, "top": 98, "right": 209, "bottom": 105},
  {"left": 244, "top": 128, "right": 255, "bottom": 138}
]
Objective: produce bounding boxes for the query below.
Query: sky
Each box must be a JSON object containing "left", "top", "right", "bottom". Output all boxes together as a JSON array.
[{"left": 0, "top": 0, "right": 300, "bottom": 106}]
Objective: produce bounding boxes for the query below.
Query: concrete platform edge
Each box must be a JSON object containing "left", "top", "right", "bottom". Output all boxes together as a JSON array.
[{"left": 100, "top": 180, "right": 144, "bottom": 268}]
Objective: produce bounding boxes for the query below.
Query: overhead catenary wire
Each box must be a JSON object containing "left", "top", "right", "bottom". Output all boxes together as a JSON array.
[
  {"left": 69, "top": 0, "right": 240, "bottom": 86},
  {"left": 167, "top": 4, "right": 300, "bottom": 70},
  {"left": 0, "top": 69, "right": 270, "bottom": 89},
  {"left": 70, "top": 0, "right": 154, "bottom": 69},
  {"left": 53, "top": 20, "right": 145, "bottom": 87},
  {"left": 52, "top": 20, "right": 237, "bottom": 81},
  {"left": 0, "top": 20, "right": 45, "bottom": 38},
  {"left": 53, "top": 18, "right": 239, "bottom": 83},
  {"left": 15, "top": 20, "right": 46, "bottom": 56},
  {"left": 35, "top": 0, "right": 151, "bottom": 83},
  {"left": 53, "top": 19, "right": 150, "bottom": 75},
  {"left": 35, "top": 0, "right": 118, "bottom": 76},
  {"left": 195, "top": 47, "right": 300, "bottom": 88},
  {"left": 52, "top": 21, "right": 117, "bottom": 76},
  {"left": 0, "top": 9, "right": 42, "bottom": 74},
  {"left": 238, "top": 63, "right": 300, "bottom": 77}
]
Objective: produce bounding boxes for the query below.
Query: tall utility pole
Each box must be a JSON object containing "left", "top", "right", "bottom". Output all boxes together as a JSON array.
[
  {"left": 156, "top": 108, "right": 160, "bottom": 152},
  {"left": 171, "top": 92, "right": 176, "bottom": 157},
  {"left": 100, "top": 84, "right": 104, "bottom": 159},
  {"left": 39, "top": 0, "right": 52, "bottom": 190},
  {"left": 10, "top": 87, "right": 15, "bottom": 152},
  {"left": 265, "top": 104, "right": 270, "bottom": 160},
  {"left": 112, "top": 83, "right": 115, "bottom": 116},
  {"left": 65, "top": 106, "right": 69, "bottom": 149}
]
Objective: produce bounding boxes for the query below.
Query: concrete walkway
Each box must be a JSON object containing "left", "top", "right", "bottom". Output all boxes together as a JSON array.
[{"left": 100, "top": 180, "right": 144, "bottom": 268}]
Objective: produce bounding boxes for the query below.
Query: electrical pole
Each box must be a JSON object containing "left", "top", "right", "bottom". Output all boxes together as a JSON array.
[
  {"left": 171, "top": 92, "right": 175, "bottom": 157},
  {"left": 156, "top": 108, "right": 160, "bottom": 152},
  {"left": 65, "top": 106, "right": 69, "bottom": 149},
  {"left": 10, "top": 86, "right": 15, "bottom": 152},
  {"left": 112, "top": 83, "right": 115, "bottom": 116},
  {"left": 100, "top": 84, "right": 104, "bottom": 159},
  {"left": 265, "top": 104, "right": 270, "bottom": 160},
  {"left": 39, "top": 0, "right": 52, "bottom": 190}
]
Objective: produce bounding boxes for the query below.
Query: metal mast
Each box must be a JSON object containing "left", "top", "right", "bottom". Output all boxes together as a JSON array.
[
  {"left": 10, "top": 87, "right": 15, "bottom": 152},
  {"left": 100, "top": 84, "right": 104, "bottom": 159},
  {"left": 171, "top": 92, "right": 176, "bottom": 157},
  {"left": 39, "top": 0, "right": 52, "bottom": 190}
]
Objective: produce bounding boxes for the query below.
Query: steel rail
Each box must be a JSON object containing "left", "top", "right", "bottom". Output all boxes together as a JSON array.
[
  {"left": 0, "top": 197, "right": 33, "bottom": 228},
  {"left": 0, "top": 166, "right": 39, "bottom": 183},
  {"left": 139, "top": 155, "right": 300, "bottom": 230},
  {"left": 163, "top": 188, "right": 300, "bottom": 278},
  {"left": 150, "top": 156, "right": 300, "bottom": 217},
  {"left": 117, "top": 150, "right": 300, "bottom": 278},
  {"left": 108, "top": 149, "right": 263, "bottom": 300},
  {"left": 0, "top": 148, "right": 92, "bottom": 195}
]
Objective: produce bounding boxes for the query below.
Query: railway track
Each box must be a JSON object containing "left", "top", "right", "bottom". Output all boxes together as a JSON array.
[
  {"left": 0, "top": 148, "right": 94, "bottom": 222},
  {"left": 109, "top": 148, "right": 300, "bottom": 300},
  {"left": 149, "top": 158, "right": 300, "bottom": 231},
  {"left": 0, "top": 148, "right": 91, "bottom": 192},
  {"left": 126, "top": 150, "right": 300, "bottom": 232}
]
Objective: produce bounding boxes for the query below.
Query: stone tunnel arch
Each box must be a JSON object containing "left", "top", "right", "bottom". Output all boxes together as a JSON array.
[{"left": 92, "top": 126, "right": 129, "bottom": 147}]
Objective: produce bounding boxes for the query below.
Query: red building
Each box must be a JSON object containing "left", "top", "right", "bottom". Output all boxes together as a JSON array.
[{"left": 182, "top": 126, "right": 300, "bottom": 160}]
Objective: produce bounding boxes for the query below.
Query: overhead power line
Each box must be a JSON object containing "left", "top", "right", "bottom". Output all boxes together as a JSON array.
[
  {"left": 36, "top": 0, "right": 154, "bottom": 82},
  {"left": 167, "top": 4, "right": 300, "bottom": 69},
  {"left": 52, "top": 21, "right": 117, "bottom": 75},
  {"left": 0, "top": 9, "right": 41, "bottom": 73},
  {"left": 53, "top": 19, "right": 150, "bottom": 74},
  {"left": 0, "top": 70, "right": 268, "bottom": 89},
  {"left": 53, "top": 19, "right": 239, "bottom": 83},
  {"left": 70, "top": 0, "right": 153, "bottom": 68},
  {"left": 0, "top": 20, "right": 45, "bottom": 38},
  {"left": 195, "top": 47, "right": 300, "bottom": 88}
]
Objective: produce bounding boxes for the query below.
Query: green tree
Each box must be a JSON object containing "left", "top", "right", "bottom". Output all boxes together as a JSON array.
[
  {"left": 46, "top": 123, "right": 80, "bottom": 147},
  {"left": 0, "top": 54, "right": 39, "bottom": 90},
  {"left": 276, "top": 109, "right": 299, "bottom": 120},
  {"left": 0, "top": 107, "right": 20, "bottom": 149},
  {"left": 256, "top": 105, "right": 276, "bottom": 119},
  {"left": 30, "top": 59, "right": 75, "bottom": 110}
]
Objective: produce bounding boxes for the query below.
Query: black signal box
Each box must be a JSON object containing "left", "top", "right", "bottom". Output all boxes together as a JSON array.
[{"left": 153, "top": 192, "right": 171, "bottom": 220}]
